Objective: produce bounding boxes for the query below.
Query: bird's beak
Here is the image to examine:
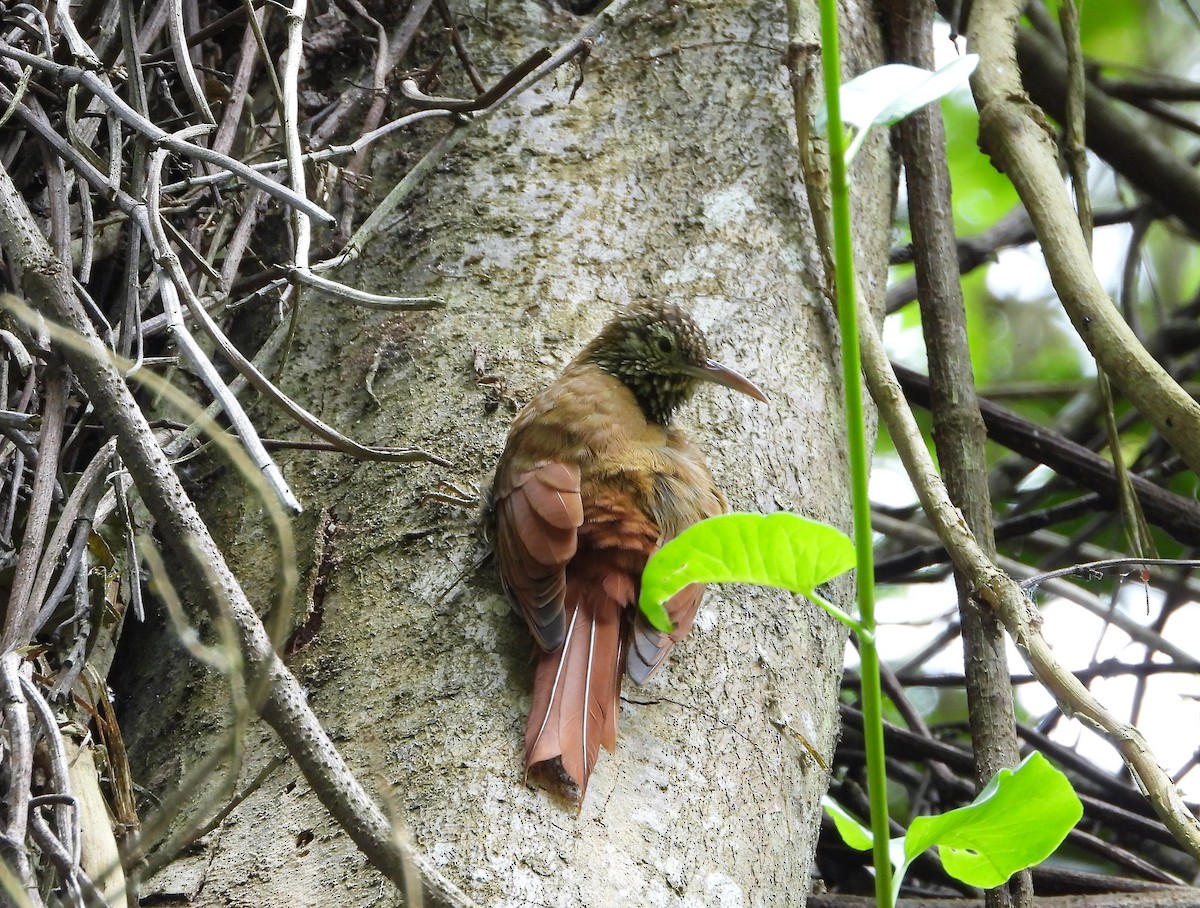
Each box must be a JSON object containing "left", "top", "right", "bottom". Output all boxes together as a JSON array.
[{"left": 693, "top": 359, "right": 769, "bottom": 403}]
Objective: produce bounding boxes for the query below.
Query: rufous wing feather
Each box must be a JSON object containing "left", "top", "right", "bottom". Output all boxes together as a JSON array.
[
  {"left": 626, "top": 582, "right": 706, "bottom": 684},
  {"left": 494, "top": 461, "right": 583, "bottom": 650}
]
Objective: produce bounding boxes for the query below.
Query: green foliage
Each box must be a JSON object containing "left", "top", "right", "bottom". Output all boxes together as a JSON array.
[
  {"left": 830, "top": 57, "right": 979, "bottom": 165},
  {"left": 905, "top": 753, "right": 1083, "bottom": 886},
  {"left": 960, "top": 269, "right": 1006, "bottom": 386},
  {"left": 638, "top": 512, "right": 858, "bottom": 634},
  {"left": 825, "top": 797, "right": 878, "bottom": 851},
  {"left": 825, "top": 752, "right": 1083, "bottom": 901},
  {"left": 639, "top": 507, "right": 1083, "bottom": 904},
  {"left": 1072, "top": 0, "right": 1152, "bottom": 62}
]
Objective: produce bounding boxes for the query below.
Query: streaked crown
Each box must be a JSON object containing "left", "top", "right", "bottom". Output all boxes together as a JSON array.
[{"left": 582, "top": 299, "right": 712, "bottom": 425}]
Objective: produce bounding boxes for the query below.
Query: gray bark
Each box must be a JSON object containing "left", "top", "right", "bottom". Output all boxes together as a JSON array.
[{"left": 118, "top": 0, "right": 891, "bottom": 904}]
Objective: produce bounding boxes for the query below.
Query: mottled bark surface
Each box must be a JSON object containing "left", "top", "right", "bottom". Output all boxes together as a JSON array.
[{"left": 115, "top": 0, "right": 891, "bottom": 904}]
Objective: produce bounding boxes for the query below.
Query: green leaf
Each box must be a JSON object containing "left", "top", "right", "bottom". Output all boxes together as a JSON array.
[
  {"left": 902, "top": 752, "right": 1082, "bottom": 889},
  {"left": 822, "top": 56, "right": 979, "bottom": 164},
  {"left": 838, "top": 56, "right": 980, "bottom": 131},
  {"left": 822, "top": 797, "right": 875, "bottom": 851},
  {"left": 638, "top": 512, "right": 855, "bottom": 634}
]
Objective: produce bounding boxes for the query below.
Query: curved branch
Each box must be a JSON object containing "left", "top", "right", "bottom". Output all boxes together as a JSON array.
[
  {"left": 894, "top": 364, "right": 1200, "bottom": 545},
  {"left": 859, "top": 299, "right": 1200, "bottom": 860},
  {"left": 968, "top": 1, "right": 1200, "bottom": 477},
  {"left": 0, "top": 43, "right": 333, "bottom": 225},
  {"left": 1015, "top": 27, "right": 1200, "bottom": 237}
]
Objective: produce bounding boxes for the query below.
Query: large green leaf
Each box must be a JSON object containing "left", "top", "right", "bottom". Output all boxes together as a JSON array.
[
  {"left": 638, "top": 512, "right": 855, "bottom": 633},
  {"left": 825, "top": 753, "right": 1082, "bottom": 903},
  {"left": 822, "top": 797, "right": 875, "bottom": 852},
  {"left": 903, "top": 751, "right": 1083, "bottom": 889}
]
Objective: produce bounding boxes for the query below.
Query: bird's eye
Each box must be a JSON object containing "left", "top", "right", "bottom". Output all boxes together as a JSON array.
[{"left": 656, "top": 335, "right": 674, "bottom": 354}]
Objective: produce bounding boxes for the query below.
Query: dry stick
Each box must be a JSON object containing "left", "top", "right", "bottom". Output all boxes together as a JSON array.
[
  {"left": 887, "top": 8, "right": 1032, "bottom": 906},
  {"left": 892, "top": 365, "right": 1200, "bottom": 545},
  {"left": 52, "top": 5, "right": 101, "bottom": 70},
  {"left": 335, "top": 0, "right": 391, "bottom": 238},
  {"left": 117, "top": 0, "right": 150, "bottom": 364},
  {"left": 435, "top": 0, "right": 485, "bottom": 94},
  {"left": 887, "top": 205, "right": 1145, "bottom": 312},
  {"left": 2, "top": 363, "right": 67, "bottom": 651},
  {"left": 141, "top": 0, "right": 267, "bottom": 63},
  {"left": 174, "top": 276, "right": 450, "bottom": 463},
  {"left": 881, "top": 660, "right": 1200, "bottom": 689},
  {"left": 783, "top": 0, "right": 836, "bottom": 293},
  {"left": 967, "top": 1, "right": 1200, "bottom": 478},
  {"left": 871, "top": 511, "right": 1200, "bottom": 668},
  {"left": 1020, "top": 557, "right": 1200, "bottom": 590},
  {"left": 64, "top": 740, "right": 128, "bottom": 908},
  {"left": 280, "top": 0, "right": 313, "bottom": 280},
  {"left": 210, "top": 5, "right": 266, "bottom": 160},
  {"left": 310, "top": 0, "right": 436, "bottom": 148},
  {"left": 858, "top": 302, "right": 1200, "bottom": 859},
  {"left": 872, "top": 662, "right": 964, "bottom": 814},
  {"left": 1059, "top": 0, "right": 1155, "bottom": 563},
  {"left": 0, "top": 655, "right": 39, "bottom": 905},
  {"left": 237, "top": 0, "right": 285, "bottom": 108},
  {"left": 165, "top": 0, "right": 216, "bottom": 125},
  {"left": 134, "top": 0, "right": 174, "bottom": 59},
  {"left": 1015, "top": 26, "right": 1200, "bottom": 239},
  {"left": 29, "top": 438, "right": 118, "bottom": 635},
  {"left": 19, "top": 675, "right": 82, "bottom": 899},
  {"left": 143, "top": 146, "right": 304, "bottom": 513},
  {"left": 218, "top": 186, "right": 269, "bottom": 294},
  {"left": 1023, "top": 521, "right": 1200, "bottom": 616},
  {"left": 288, "top": 269, "right": 442, "bottom": 309},
  {"left": 27, "top": 810, "right": 106, "bottom": 908},
  {"left": 160, "top": 109, "right": 455, "bottom": 195},
  {"left": 274, "top": 0, "right": 439, "bottom": 310},
  {"left": 397, "top": 46, "right": 553, "bottom": 112},
  {"left": 0, "top": 42, "right": 332, "bottom": 225},
  {"left": 139, "top": 139, "right": 446, "bottom": 470},
  {"left": 0, "top": 164, "right": 477, "bottom": 908}
]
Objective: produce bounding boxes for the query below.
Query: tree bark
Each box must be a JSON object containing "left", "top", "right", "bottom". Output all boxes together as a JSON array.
[{"left": 116, "top": 0, "right": 892, "bottom": 904}]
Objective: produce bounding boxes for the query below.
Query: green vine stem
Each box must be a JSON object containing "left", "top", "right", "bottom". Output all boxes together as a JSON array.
[{"left": 816, "top": 1, "right": 893, "bottom": 904}]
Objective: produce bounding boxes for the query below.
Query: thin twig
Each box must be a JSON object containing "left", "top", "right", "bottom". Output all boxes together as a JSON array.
[{"left": 0, "top": 42, "right": 333, "bottom": 224}]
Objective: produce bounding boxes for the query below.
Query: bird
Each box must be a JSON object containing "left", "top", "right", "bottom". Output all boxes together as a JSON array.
[{"left": 488, "top": 298, "right": 767, "bottom": 801}]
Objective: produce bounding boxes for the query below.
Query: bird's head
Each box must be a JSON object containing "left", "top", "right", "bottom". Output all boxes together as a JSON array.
[{"left": 583, "top": 299, "right": 767, "bottom": 425}]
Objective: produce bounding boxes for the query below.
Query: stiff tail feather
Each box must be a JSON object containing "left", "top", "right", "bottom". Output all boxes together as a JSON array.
[{"left": 524, "top": 588, "right": 624, "bottom": 798}]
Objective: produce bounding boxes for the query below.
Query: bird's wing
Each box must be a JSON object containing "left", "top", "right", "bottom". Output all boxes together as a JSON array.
[
  {"left": 626, "top": 450, "right": 726, "bottom": 684},
  {"left": 626, "top": 582, "right": 706, "bottom": 684},
  {"left": 493, "top": 460, "right": 583, "bottom": 651}
]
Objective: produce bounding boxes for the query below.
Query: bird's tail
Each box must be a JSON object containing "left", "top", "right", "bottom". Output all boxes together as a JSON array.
[{"left": 524, "top": 589, "right": 624, "bottom": 798}]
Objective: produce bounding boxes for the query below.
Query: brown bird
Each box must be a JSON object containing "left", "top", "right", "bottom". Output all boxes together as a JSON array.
[{"left": 489, "top": 299, "right": 767, "bottom": 800}]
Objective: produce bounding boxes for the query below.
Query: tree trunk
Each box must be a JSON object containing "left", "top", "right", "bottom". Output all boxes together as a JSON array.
[{"left": 116, "top": 0, "right": 891, "bottom": 904}]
